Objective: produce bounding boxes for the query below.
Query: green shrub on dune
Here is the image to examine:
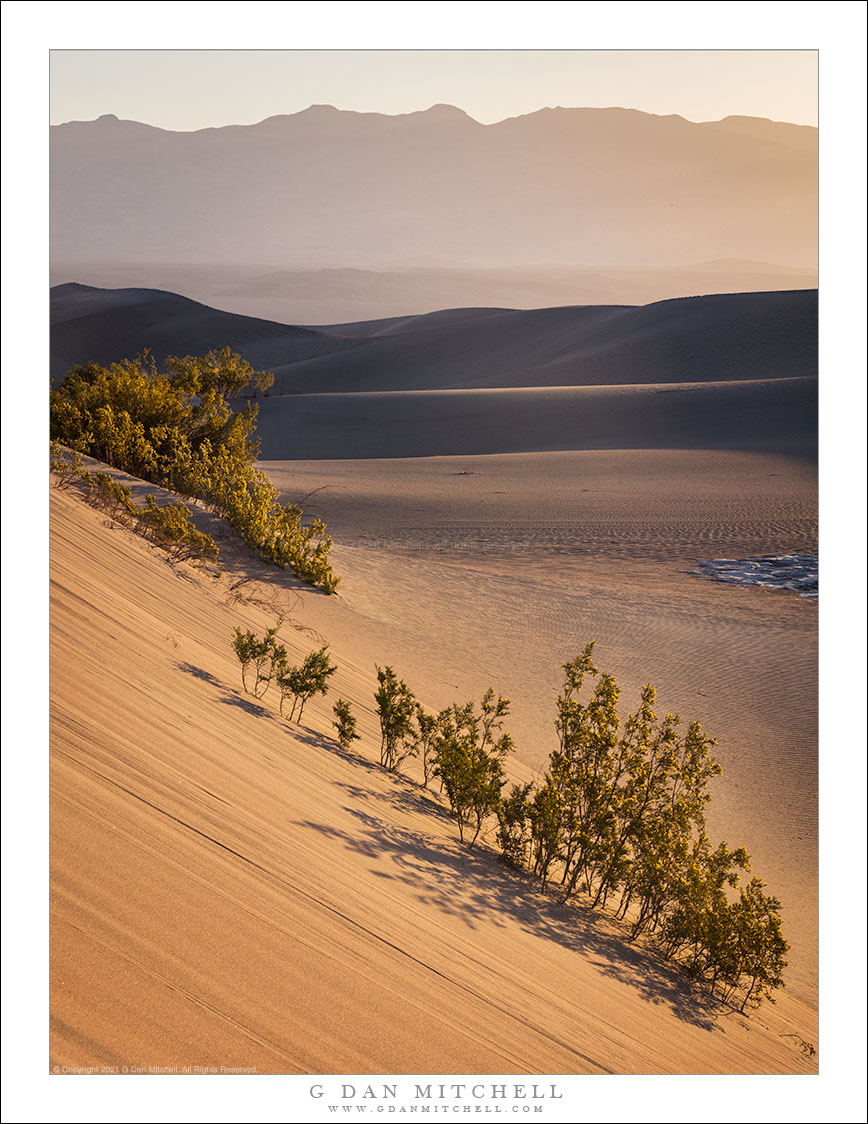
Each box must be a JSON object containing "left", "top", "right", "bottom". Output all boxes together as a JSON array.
[
  {"left": 496, "top": 640, "right": 789, "bottom": 1011},
  {"left": 367, "top": 646, "right": 790, "bottom": 1009},
  {"left": 136, "top": 495, "right": 220, "bottom": 563},
  {"left": 276, "top": 646, "right": 337, "bottom": 722},
  {"left": 332, "top": 698, "right": 361, "bottom": 750},
  {"left": 232, "top": 626, "right": 286, "bottom": 698},
  {"left": 431, "top": 689, "right": 513, "bottom": 847},
  {"left": 374, "top": 666, "right": 418, "bottom": 773},
  {"left": 56, "top": 453, "right": 220, "bottom": 565},
  {"left": 50, "top": 348, "right": 338, "bottom": 592}
]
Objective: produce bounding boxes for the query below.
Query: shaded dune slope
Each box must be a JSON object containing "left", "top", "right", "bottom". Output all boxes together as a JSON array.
[
  {"left": 319, "top": 305, "right": 515, "bottom": 339},
  {"left": 51, "top": 284, "right": 817, "bottom": 460},
  {"left": 272, "top": 290, "right": 817, "bottom": 393},
  {"left": 256, "top": 379, "right": 817, "bottom": 460},
  {"left": 52, "top": 285, "right": 817, "bottom": 394},
  {"left": 50, "top": 283, "right": 361, "bottom": 384},
  {"left": 50, "top": 483, "right": 815, "bottom": 1073},
  {"left": 49, "top": 259, "right": 818, "bottom": 326}
]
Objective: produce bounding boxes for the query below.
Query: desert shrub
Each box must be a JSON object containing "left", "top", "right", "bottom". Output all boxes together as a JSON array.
[
  {"left": 50, "top": 349, "right": 338, "bottom": 592},
  {"left": 276, "top": 646, "right": 337, "bottom": 721},
  {"left": 658, "top": 835, "right": 749, "bottom": 970},
  {"left": 726, "top": 878, "right": 789, "bottom": 1011},
  {"left": 374, "top": 666, "right": 418, "bottom": 773},
  {"left": 657, "top": 840, "right": 788, "bottom": 1010},
  {"left": 232, "top": 626, "right": 286, "bottom": 698},
  {"left": 505, "top": 639, "right": 788, "bottom": 1008},
  {"left": 527, "top": 643, "right": 721, "bottom": 911},
  {"left": 496, "top": 783, "right": 534, "bottom": 870},
  {"left": 136, "top": 496, "right": 219, "bottom": 562},
  {"left": 49, "top": 441, "right": 83, "bottom": 488},
  {"left": 81, "top": 470, "right": 138, "bottom": 518},
  {"left": 71, "top": 465, "right": 219, "bottom": 565},
  {"left": 526, "top": 778, "right": 564, "bottom": 892},
  {"left": 432, "top": 689, "right": 513, "bottom": 846},
  {"left": 411, "top": 706, "right": 441, "bottom": 787},
  {"left": 332, "top": 698, "right": 361, "bottom": 749}
]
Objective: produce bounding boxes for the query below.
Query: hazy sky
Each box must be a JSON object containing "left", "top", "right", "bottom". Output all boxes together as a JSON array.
[{"left": 50, "top": 49, "right": 818, "bottom": 131}]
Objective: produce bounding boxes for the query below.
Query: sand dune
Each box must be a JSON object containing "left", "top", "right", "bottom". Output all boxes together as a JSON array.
[
  {"left": 268, "top": 290, "right": 817, "bottom": 393},
  {"left": 255, "top": 378, "right": 817, "bottom": 460},
  {"left": 52, "top": 285, "right": 817, "bottom": 425},
  {"left": 50, "top": 475, "right": 817, "bottom": 1074},
  {"left": 321, "top": 305, "right": 515, "bottom": 339},
  {"left": 49, "top": 259, "right": 818, "bottom": 325},
  {"left": 260, "top": 448, "right": 817, "bottom": 1008},
  {"left": 50, "top": 283, "right": 360, "bottom": 384}
]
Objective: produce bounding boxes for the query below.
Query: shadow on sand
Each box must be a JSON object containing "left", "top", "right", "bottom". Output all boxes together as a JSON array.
[
  {"left": 177, "top": 661, "right": 223, "bottom": 688},
  {"left": 219, "top": 693, "right": 274, "bottom": 719},
  {"left": 295, "top": 775, "right": 726, "bottom": 1032},
  {"left": 176, "top": 654, "right": 725, "bottom": 1031},
  {"left": 176, "top": 660, "right": 275, "bottom": 720}
]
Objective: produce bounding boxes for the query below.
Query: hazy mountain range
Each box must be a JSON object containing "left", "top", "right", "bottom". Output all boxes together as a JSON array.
[{"left": 51, "top": 104, "right": 817, "bottom": 280}]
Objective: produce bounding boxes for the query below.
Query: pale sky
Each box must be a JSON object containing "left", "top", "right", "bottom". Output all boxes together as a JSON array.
[{"left": 49, "top": 49, "right": 818, "bottom": 131}]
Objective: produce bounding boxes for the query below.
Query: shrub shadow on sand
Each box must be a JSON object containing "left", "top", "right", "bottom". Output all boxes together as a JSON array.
[
  {"left": 219, "top": 693, "right": 274, "bottom": 719},
  {"left": 296, "top": 782, "right": 722, "bottom": 1031},
  {"left": 176, "top": 661, "right": 223, "bottom": 688},
  {"left": 290, "top": 727, "right": 383, "bottom": 775}
]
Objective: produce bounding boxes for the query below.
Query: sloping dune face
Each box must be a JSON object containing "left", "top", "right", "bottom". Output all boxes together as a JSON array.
[
  {"left": 255, "top": 379, "right": 817, "bottom": 460},
  {"left": 268, "top": 289, "right": 818, "bottom": 394},
  {"left": 51, "top": 285, "right": 817, "bottom": 460},
  {"left": 52, "top": 285, "right": 817, "bottom": 394},
  {"left": 49, "top": 283, "right": 360, "bottom": 385},
  {"left": 50, "top": 484, "right": 816, "bottom": 1074},
  {"left": 47, "top": 259, "right": 820, "bottom": 327}
]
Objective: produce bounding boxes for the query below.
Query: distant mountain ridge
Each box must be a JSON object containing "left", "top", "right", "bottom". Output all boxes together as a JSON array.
[{"left": 50, "top": 104, "right": 817, "bottom": 271}]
